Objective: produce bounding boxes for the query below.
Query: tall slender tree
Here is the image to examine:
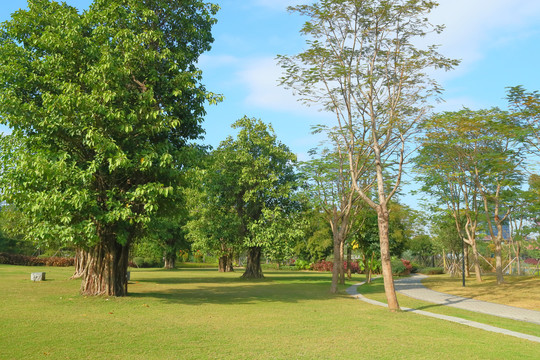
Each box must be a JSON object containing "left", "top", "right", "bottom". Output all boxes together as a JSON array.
[{"left": 279, "top": 0, "right": 457, "bottom": 310}]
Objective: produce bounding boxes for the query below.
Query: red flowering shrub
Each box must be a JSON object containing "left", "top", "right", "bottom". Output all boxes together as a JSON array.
[
  {"left": 400, "top": 259, "right": 413, "bottom": 275},
  {"left": 344, "top": 261, "right": 361, "bottom": 274},
  {"left": 524, "top": 258, "right": 539, "bottom": 265},
  {"left": 311, "top": 260, "right": 361, "bottom": 274},
  {"left": 312, "top": 260, "right": 333, "bottom": 272},
  {"left": 0, "top": 252, "right": 74, "bottom": 267}
]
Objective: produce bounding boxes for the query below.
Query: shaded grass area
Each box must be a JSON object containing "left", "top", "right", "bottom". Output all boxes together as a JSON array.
[
  {"left": 359, "top": 277, "right": 540, "bottom": 338},
  {"left": 1, "top": 265, "right": 539, "bottom": 359},
  {"left": 421, "top": 274, "right": 540, "bottom": 311}
]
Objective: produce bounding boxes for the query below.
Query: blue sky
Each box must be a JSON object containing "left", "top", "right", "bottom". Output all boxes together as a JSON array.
[{"left": 2, "top": 0, "right": 540, "bottom": 207}]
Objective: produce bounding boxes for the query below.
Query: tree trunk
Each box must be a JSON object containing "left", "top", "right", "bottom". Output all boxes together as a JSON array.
[
  {"left": 80, "top": 238, "right": 130, "bottom": 296},
  {"left": 330, "top": 230, "right": 341, "bottom": 294},
  {"left": 377, "top": 205, "right": 399, "bottom": 311},
  {"left": 71, "top": 247, "right": 89, "bottom": 280},
  {"left": 470, "top": 241, "right": 483, "bottom": 282},
  {"left": 339, "top": 238, "right": 345, "bottom": 285},
  {"left": 241, "top": 247, "right": 263, "bottom": 279},
  {"left": 164, "top": 253, "right": 176, "bottom": 270},
  {"left": 517, "top": 243, "right": 521, "bottom": 276},
  {"left": 346, "top": 245, "right": 352, "bottom": 280},
  {"left": 464, "top": 245, "right": 470, "bottom": 277},
  {"left": 494, "top": 226, "right": 505, "bottom": 284},
  {"left": 218, "top": 255, "right": 228, "bottom": 272}
]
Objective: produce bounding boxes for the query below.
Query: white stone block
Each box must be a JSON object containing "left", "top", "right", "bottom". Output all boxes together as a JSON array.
[{"left": 31, "top": 272, "right": 46, "bottom": 281}]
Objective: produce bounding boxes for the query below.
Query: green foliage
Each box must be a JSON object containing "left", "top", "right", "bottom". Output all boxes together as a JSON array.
[
  {"left": 186, "top": 117, "right": 302, "bottom": 272},
  {"left": 390, "top": 259, "right": 407, "bottom": 276},
  {"left": 295, "top": 259, "right": 311, "bottom": 270},
  {"left": 419, "top": 267, "right": 445, "bottom": 275},
  {"left": 0, "top": 1, "right": 218, "bottom": 255}
]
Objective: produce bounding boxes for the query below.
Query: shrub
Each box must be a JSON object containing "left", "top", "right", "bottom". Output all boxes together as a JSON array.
[
  {"left": 295, "top": 259, "right": 310, "bottom": 270},
  {"left": 391, "top": 259, "right": 407, "bottom": 275},
  {"left": 409, "top": 262, "right": 420, "bottom": 273},
  {"left": 312, "top": 260, "right": 333, "bottom": 272},
  {"left": 419, "top": 267, "right": 444, "bottom": 275},
  {"left": 194, "top": 250, "right": 204, "bottom": 263},
  {"left": 400, "top": 259, "right": 412, "bottom": 275},
  {"left": 0, "top": 252, "right": 73, "bottom": 267},
  {"left": 524, "top": 258, "right": 539, "bottom": 265},
  {"left": 344, "top": 260, "right": 361, "bottom": 274},
  {"left": 132, "top": 257, "right": 145, "bottom": 268}
]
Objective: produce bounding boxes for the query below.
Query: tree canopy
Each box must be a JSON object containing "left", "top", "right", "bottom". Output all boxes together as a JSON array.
[{"left": 0, "top": 0, "right": 219, "bottom": 295}]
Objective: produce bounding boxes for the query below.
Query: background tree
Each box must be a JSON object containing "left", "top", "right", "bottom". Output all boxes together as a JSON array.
[
  {"left": 415, "top": 110, "right": 494, "bottom": 282},
  {"left": 0, "top": 0, "right": 219, "bottom": 296},
  {"left": 299, "top": 133, "right": 362, "bottom": 293},
  {"left": 187, "top": 117, "right": 300, "bottom": 278},
  {"left": 279, "top": 0, "right": 457, "bottom": 311}
]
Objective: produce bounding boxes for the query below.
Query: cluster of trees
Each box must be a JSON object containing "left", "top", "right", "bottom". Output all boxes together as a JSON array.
[{"left": 1, "top": 0, "right": 539, "bottom": 316}]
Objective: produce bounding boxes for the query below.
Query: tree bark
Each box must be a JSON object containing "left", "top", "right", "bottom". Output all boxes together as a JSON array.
[
  {"left": 339, "top": 238, "right": 345, "bottom": 285},
  {"left": 80, "top": 236, "right": 130, "bottom": 296},
  {"left": 494, "top": 224, "right": 505, "bottom": 284},
  {"left": 377, "top": 205, "right": 400, "bottom": 311},
  {"left": 71, "top": 247, "right": 89, "bottom": 280},
  {"left": 164, "top": 254, "right": 176, "bottom": 270},
  {"left": 470, "top": 241, "right": 483, "bottom": 282},
  {"left": 241, "top": 247, "right": 263, "bottom": 279},
  {"left": 464, "top": 245, "right": 470, "bottom": 277},
  {"left": 346, "top": 245, "right": 352, "bottom": 280},
  {"left": 330, "top": 230, "right": 342, "bottom": 293}
]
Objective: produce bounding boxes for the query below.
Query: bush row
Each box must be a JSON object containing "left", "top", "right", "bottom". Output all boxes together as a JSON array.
[
  {"left": 311, "top": 260, "right": 362, "bottom": 274},
  {"left": 0, "top": 252, "right": 75, "bottom": 267}
]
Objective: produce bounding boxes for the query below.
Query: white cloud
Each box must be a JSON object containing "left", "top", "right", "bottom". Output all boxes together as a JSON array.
[
  {"left": 237, "top": 56, "right": 327, "bottom": 116},
  {"left": 428, "top": 0, "right": 540, "bottom": 70}
]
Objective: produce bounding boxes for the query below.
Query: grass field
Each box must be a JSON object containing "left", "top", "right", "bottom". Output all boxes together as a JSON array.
[
  {"left": 1, "top": 265, "right": 539, "bottom": 359},
  {"left": 421, "top": 274, "right": 540, "bottom": 311}
]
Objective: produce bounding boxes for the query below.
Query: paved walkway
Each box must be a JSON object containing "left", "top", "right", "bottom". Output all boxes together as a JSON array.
[
  {"left": 395, "top": 274, "right": 540, "bottom": 325},
  {"left": 347, "top": 275, "right": 540, "bottom": 343}
]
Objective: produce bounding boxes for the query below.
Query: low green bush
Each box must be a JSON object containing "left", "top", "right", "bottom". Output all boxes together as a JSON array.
[
  {"left": 295, "top": 259, "right": 310, "bottom": 270},
  {"left": 419, "top": 267, "right": 444, "bottom": 275},
  {"left": 391, "top": 259, "right": 407, "bottom": 276}
]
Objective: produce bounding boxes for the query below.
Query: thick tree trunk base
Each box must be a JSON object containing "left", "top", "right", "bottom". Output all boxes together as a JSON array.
[
  {"left": 164, "top": 256, "right": 176, "bottom": 270},
  {"left": 219, "top": 255, "right": 234, "bottom": 272},
  {"left": 80, "top": 239, "right": 130, "bottom": 296},
  {"left": 70, "top": 247, "right": 89, "bottom": 280},
  {"left": 241, "top": 247, "right": 263, "bottom": 279}
]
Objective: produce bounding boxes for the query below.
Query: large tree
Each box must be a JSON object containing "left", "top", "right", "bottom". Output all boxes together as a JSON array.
[
  {"left": 0, "top": 0, "right": 219, "bottom": 296},
  {"left": 279, "top": 0, "right": 457, "bottom": 310},
  {"left": 186, "top": 117, "right": 301, "bottom": 278}
]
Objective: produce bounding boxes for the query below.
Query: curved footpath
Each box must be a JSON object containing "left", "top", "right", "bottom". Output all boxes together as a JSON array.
[{"left": 347, "top": 274, "right": 540, "bottom": 343}]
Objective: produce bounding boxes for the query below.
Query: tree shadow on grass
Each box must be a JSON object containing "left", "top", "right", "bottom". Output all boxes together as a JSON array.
[{"left": 128, "top": 272, "right": 349, "bottom": 306}]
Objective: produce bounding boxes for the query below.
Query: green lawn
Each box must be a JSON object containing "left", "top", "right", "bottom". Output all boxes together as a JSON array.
[{"left": 1, "top": 265, "right": 539, "bottom": 359}]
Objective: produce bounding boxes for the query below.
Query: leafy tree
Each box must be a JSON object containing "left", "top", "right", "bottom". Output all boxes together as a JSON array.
[
  {"left": 279, "top": 0, "right": 457, "bottom": 311},
  {"left": 415, "top": 110, "right": 487, "bottom": 282},
  {"left": 186, "top": 117, "right": 301, "bottom": 278},
  {"left": 416, "top": 108, "right": 525, "bottom": 283},
  {"left": 293, "top": 210, "right": 333, "bottom": 263},
  {"left": 299, "top": 139, "right": 362, "bottom": 293},
  {"left": 0, "top": 0, "right": 219, "bottom": 295}
]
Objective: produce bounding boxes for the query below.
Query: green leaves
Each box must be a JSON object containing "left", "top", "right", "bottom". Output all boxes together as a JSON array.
[
  {"left": 0, "top": 0, "right": 218, "bottom": 249},
  {"left": 185, "top": 117, "right": 301, "bottom": 259}
]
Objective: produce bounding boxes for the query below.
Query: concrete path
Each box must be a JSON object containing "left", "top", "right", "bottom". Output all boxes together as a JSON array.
[
  {"left": 395, "top": 274, "right": 540, "bottom": 325},
  {"left": 347, "top": 277, "right": 540, "bottom": 344}
]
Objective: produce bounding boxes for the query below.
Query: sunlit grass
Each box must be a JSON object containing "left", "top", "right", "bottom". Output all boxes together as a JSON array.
[
  {"left": 422, "top": 274, "right": 540, "bottom": 311},
  {"left": 1, "top": 265, "right": 539, "bottom": 359},
  {"left": 360, "top": 277, "right": 540, "bottom": 338}
]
